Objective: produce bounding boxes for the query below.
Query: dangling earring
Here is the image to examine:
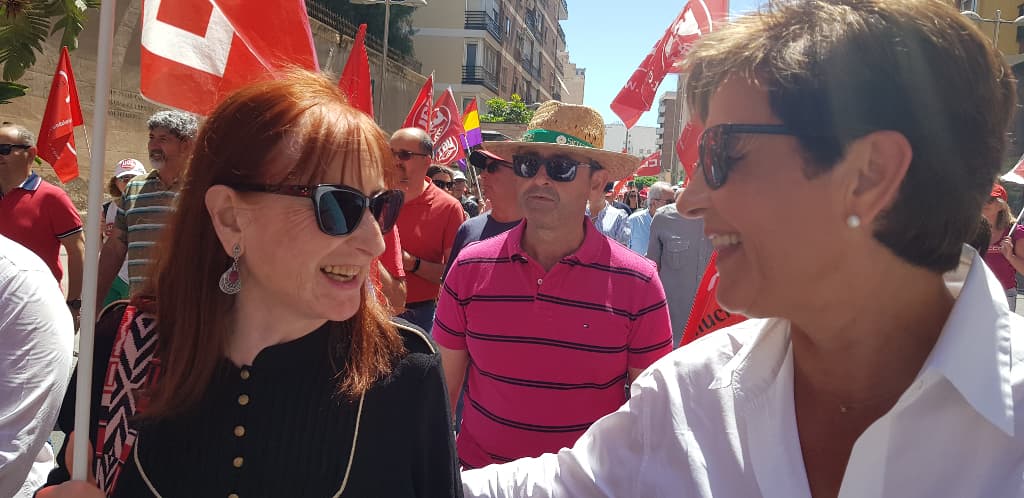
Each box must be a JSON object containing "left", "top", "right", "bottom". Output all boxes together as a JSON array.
[
  {"left": 846, "top": 215, "right": 862, "bottom": 229},
  {"left": 219, "top": 243, "right": 242, "bottom": 294}
]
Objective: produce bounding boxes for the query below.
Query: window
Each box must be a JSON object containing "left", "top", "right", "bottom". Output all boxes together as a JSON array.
[
  {"left": 960, "top": 0, "right": 977, "bottom": 12},
  {"left": 463, "top": 97, "right": 475, "bottom": 110}
]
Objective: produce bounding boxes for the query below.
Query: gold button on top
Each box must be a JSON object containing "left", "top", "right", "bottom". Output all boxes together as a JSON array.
[
  {"left": 240, "top": 369, "right": 250, "bottom": 380},
  {"left": 233, "top": 456, "right": 244, "bottom": 468},
  {"left": 237, "top": 394, "right": 250, "bottom": 406},
  {"left": 228, "top": 494, "right": 239, "bottom": 498},
  {"left": 233, "top": 425, "right": 246, "bottom": 437}
]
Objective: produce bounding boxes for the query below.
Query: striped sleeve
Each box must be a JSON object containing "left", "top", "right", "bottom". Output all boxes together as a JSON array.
[
  {"left": 626, "top": 273, "right": 673, "bottom": 369},
  {"left": 432, "top": 262, "right": 469, "bottom": 350}
]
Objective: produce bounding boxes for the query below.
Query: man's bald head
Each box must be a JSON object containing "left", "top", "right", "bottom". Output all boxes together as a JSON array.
[{"left": 392, "top": 127, "right": 433, "bottom": 155}]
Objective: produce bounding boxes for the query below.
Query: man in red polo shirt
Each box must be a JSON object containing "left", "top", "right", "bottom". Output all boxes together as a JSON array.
[
  {"left": 434, "top": 102, "right": 673, "bottom": 469},
  {"left": 390, "top": 127, "right": 466, "bottom": 332},
  {"left": 0, "top": 123, "right": 85, "bottom": 314}
]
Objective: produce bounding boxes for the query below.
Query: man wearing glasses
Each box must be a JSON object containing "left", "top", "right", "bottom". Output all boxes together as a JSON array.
[
  {"left": 433, "top": 101, "right": 672, "bottom": 469},
  {"left": 626, "top": 181, "right": 675, "bottom": 255},
  {"left": 390, "top": 127, "right": 467, "bottom": 331},
  {"left": 0, "top": 123, "right": 85, "bottom": 319}
]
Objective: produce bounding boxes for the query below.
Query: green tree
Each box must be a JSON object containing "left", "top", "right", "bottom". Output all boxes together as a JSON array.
[
  {"left": 325, "top": 0, "right": 416, "bottom": 57},
  {"left": 0, "top": 0, "right": 100, "bottom": 102},
  {"left": 480, "top": 94, "right": 534, "bottom": 124},
  {"left": 633, "top": 176, "right": 659, "bottom": 189}
]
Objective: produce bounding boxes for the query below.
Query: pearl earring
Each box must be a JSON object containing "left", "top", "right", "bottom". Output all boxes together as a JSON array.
[{"left": 846, "top": 215, "right": 862, "bottom": 229}]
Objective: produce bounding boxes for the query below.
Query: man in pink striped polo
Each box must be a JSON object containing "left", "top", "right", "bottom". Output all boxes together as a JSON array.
[{"left": 433, "top": 101, "right": 673, "bottom": 469}]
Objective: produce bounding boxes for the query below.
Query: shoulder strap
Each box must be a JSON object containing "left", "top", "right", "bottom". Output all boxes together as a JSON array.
[
  {"left": 95, "top": 305, "right": 161, "bottom": 494},
  {"left": 392, "top": 320, "right": 437, "bottom": 354}
]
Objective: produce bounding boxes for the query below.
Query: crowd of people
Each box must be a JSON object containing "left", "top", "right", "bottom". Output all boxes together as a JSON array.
[{"left": 1, "top": 0, "right": 1024, "bottom": 496}]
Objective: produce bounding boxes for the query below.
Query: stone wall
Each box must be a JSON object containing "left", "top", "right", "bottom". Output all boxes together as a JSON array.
[{"left": 1, "top": 1, "right": 426, "bottom": 211}]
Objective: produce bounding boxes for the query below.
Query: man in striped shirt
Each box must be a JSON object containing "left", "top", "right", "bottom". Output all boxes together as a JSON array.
[
  {"left": 434, "top": 101, "right": 673, "bottom": 469},
  {"left": 96, "top": 111, "right": 197, "bottom": 311}
]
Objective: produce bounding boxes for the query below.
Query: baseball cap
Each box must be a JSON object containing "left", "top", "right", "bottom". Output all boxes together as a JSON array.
[
  {"left": 991, "top": 183, "right": 1008, "bottom": 202},
  {"left": 452, "top": 170, "right": 467, "bottom": 182},
  {"left": 114, "top": 158, "right": 147, "bottom": 178}
]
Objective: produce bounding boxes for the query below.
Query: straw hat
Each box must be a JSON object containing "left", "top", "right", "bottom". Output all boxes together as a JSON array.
[{"left": 483, "top": 101, "right": 640, "bottom": 181}]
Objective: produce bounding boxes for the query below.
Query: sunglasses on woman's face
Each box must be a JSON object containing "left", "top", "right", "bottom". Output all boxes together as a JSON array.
[
  {"left": 0, "top": 144, "right": 31, "bottom": 155},
  {"left": 698, "top": 123, "right": 810, "bottom": 189},
  {"left": 432, "top": 179, "right": 454, "bottom": 190},
  {"left": 511, "top": 154, "right": 594, "bottom": 182},
  {"left": 229, "top": 184, "right": 404, "bottom": 236}
]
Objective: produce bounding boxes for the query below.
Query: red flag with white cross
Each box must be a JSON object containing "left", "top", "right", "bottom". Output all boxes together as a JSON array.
[{"left": 139, "top": 0, "right": 318, "bottom": 115}]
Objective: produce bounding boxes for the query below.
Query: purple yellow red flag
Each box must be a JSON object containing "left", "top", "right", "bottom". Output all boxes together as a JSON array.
[
  {"left": 37, "top": 46, "right": 84, "bottom": 183},
  {"left": 461, "top": 98, "right": 483, "bottom": 148},
  {"left": 338, "top": 24, "right": 373, "bottom": 117}
]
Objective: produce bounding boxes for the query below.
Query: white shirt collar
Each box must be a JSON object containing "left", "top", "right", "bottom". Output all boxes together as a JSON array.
[{"left": 707, "top": 245, "right": 1015, "bottom": 435}]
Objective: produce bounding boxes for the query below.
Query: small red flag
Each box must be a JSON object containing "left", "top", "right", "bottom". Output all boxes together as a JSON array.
[
  {"left": 610, "top": 0, "right": 725, "bottom": 128},
  {"left": 679, "top": 252, "right": 746, "bottom": 347},
  {"left": 403, "top": 73, "right": 434, "bottom": 130},
  {"left": 37, "top": 46, "right": 84, "bottom": 183},
  {"left": 636, "top": 150, "right": 662, "bottom": 176},
  {"left": 339, "top": 24, "right": 373, "bottom": 117},
  {"left": 430, "top": 88, "right": 467, "bottom": 164},
  {"left": 676, "top": 120, "right": 704, "bottom": 186}
]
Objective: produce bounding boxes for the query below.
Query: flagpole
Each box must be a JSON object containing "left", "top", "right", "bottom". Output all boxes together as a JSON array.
[
  {"left": 72, "top": 0, "right": 117, "bottom": 480},
  {"left": 378, "top": 0, "right": 390, "bottom": 121}
]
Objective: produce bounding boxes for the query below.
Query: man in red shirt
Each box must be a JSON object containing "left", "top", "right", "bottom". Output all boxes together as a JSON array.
[
  {"left": 0, "top": 123, "right": 85, "bottom": 316},
  {"left": 390, "top": 127, "right": 466, "bottom": 331}
]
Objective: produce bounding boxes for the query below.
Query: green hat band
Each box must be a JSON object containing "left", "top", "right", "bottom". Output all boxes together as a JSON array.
[{"left": 520, "top": 128, "right": 594, "bottom": 148}]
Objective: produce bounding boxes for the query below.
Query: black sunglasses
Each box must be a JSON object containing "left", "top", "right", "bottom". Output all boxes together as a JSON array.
[
  {"left": 699, "top": 124, "right": 821, "bottom": 190},
  {"left": 392, "top": 149, "right": 430, "bottom": 161},
  {"left": 0, "top": 144, "right": 31, "bottom": 155},
  {"left": 511, "top": 154, "right": 594, "bottom": 182},
  {"left": 229, "top": 183, "right": 404, "bottom": 236},
  {"left": 469, "top": 150, "right": 513, "bottom": 173},
  {"left": 432, "top": 179, "right": 453, "bottom": 190}
]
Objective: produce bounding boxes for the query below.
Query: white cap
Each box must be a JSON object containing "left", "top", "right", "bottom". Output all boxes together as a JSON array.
[{"left": 114, "top": 158, "right": 147, "bottom": 178}]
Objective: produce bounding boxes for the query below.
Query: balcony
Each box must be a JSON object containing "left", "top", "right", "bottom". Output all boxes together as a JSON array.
[
  {"left": 557, "top": 24, "right": 566, "bottom": 46},
  {"left": 463, "top": 65, "right": 499, "bottom": 93},
  {"left": 557, "top": 0, "right": 568, "bottom": 20},
  {"left": 525, "top": 11, "right": 542, "bottom": 39},
  {"left": 465, "top": 11, "right": 503, "bottom": 42},
  {"left": 305, "top": 0, "right": 422, "bottom": 73}
]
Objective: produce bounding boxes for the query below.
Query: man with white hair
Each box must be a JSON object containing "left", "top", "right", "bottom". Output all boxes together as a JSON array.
[{"left": 626, "top": 181, "right": 675, "bottom": 254}]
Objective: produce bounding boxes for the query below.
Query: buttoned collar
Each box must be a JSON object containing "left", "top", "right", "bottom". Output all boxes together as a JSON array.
[
  {"left": 19, "top": 171, "right": 41, "bottom": 191},
  {"left": 506, "top": 215, "right": 604, "bottom": 265},
  {"left": 709, "top": 246, "right": 1016, "bottom": 435}
]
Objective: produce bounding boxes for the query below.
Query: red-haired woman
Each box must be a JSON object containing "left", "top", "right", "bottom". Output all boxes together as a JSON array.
[{"left": 39, "top": 71, "right": 462, "bottom": 497}]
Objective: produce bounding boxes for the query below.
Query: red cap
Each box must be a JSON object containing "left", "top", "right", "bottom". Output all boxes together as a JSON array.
[{"left": 992, "top": 184, "right": 1008, "bottom": 202}]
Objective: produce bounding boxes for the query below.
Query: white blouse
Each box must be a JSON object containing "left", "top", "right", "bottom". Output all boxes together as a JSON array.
[{"left": 462, "top": 248, "right": 1024, "bottom": 497}]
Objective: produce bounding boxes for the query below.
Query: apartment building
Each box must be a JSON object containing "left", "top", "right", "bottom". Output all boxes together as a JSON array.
[
  {"left": 558, "top": 51, "right": 586, "bottom": 105},
  {"left": 656, "top": 91, "right": 684, "bottom": 184},
  {"left": 411, "top": 0, "right": 578, "bottom": 112}
]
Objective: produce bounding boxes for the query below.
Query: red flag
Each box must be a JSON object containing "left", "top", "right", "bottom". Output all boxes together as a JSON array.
[
  {"left": 339, "top": 24, "right": 373, "bottom": 117},
  {"left": 430, "top": 88, "right": 467, "bottom": 164},
  {"left": 610, "top": 0, "right": 726, "bottom": 128},
  {"left": 679, "top": 252, "right": 746, "bottom": 347},
  {"left": 636, "top": 150, "right": 662, "bottom": 176},
  {"left": 676, "top": 120, "right": 704, "bottom": 186},
  {"left": 140, "top": 0, "right": 318, "bottom": 116},
  {"left": 37, "top": 46, "right": 84, "bottom": 183},
  {"left": 403, "top": 73, "right": 434, "bottom": 130}
]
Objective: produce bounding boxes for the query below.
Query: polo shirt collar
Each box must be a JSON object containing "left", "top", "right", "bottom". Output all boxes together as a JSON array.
[
  {"left": 19, "top": 171, "right": 42, "bottom": 191},
  {"left": 708, "top": 245, "right": 1016, "bottom": 436},
  {"left": 506, "top": 215, "right": 604, "bottom": 264}
]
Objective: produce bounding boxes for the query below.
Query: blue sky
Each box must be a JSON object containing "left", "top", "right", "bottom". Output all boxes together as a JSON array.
[{"left": 561, "top": 0, "right": 764, "bottom": 127}]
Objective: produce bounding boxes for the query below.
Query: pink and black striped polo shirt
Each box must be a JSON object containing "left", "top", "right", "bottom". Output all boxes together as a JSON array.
[{"left": 434, "top": 218, "right": 673, "bottom": 469}]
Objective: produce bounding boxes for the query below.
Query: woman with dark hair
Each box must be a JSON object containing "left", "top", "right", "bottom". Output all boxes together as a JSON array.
[
  {"left": 40, "top": 70, "right": 461, "bottom": 497},
  {"left": 461, "top": 1, "right": 1024, "bottom": 496},
  {"left": 981, "top": 183, "right": 1024, "bottom": 310}
]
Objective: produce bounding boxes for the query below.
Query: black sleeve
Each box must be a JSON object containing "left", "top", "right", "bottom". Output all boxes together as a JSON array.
[
  {"left": 411, "top": 351, "right": 464, "bottom": 498},
  {"left": 43, "top": 302, "right": 127, "bottom": 488},
  {"left": 442, "top": 223, "right": 470, "bottom": 283}
]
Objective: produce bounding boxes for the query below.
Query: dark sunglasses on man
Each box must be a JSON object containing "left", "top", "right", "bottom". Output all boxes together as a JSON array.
[
  {"left": 392, "top": 149, "right": 430, "bottom": 161},
  {"left": 511, "top": 154, "right": 596, "bottom": 182},
  {"left": 468, "top": 149, "right": 513, "bottom": 173},
  {"left": 0, "top": 144, "right": 31, "bottom": 155},
  {"left": 432, "top": 179, "right": 454, "bottom": 190},
  {"left": 227, "top": 183, "right": 404, "bottom": 236}
]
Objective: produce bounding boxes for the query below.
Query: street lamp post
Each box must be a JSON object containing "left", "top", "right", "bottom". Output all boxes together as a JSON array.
[
  {"left": 961, "top": 9, "right": 1024, "bottom": 49},
  {"left": 350, "top": 0, "right": 428, "bottom": 122}
]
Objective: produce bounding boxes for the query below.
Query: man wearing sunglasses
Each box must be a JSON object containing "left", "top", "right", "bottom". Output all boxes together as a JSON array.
[
  {"left": 0, "top": 123, "right": 85, "bottom": 321},
  {"left": 390, "top": 127, "right": 467, "bottom": 332},
  {"left": 626, "top": 181, "right": 675, "bottom": 255},
  {"left": 433, "top": 101, "right": 672, "bottom": 469}
]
